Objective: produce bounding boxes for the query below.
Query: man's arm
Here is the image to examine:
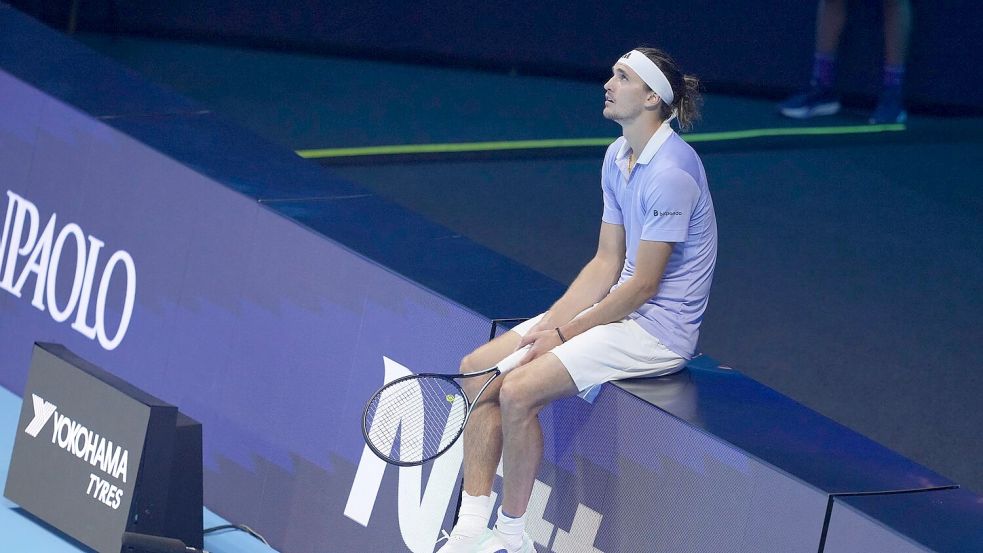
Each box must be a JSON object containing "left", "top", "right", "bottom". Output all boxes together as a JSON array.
[
  {"left": 558, "top": 239, "right": 672, "bottom": 340},
  {"left": 559, "top": 166, "right": 697, "bottom": 336},
  {"left": 526, "top": 222, "right": 626, "bottom": 334},
  {"left": 518, "top": 236, "right": 673, "bottom": 364}
]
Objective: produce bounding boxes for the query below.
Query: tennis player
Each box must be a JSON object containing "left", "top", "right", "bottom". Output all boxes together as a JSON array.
[{"left": 437, "top": 47, "right": 717, "bottom": 553}]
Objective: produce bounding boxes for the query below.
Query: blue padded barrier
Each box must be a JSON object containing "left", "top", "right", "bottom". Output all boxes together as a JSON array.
[{"left": 825, "top": 489, "right": 983, "bottom": 552}]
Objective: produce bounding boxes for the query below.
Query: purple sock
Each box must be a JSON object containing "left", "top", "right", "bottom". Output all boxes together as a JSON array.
[
  {"left": 883, "top": 64, "right": 905, "bottom": 90},
  {"left": 811, "top": 53, "right": 836, "bottom": 88}
]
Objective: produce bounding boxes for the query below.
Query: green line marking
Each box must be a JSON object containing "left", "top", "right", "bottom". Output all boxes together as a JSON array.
[{"left": 296, "top": 123, "right": 906, "bottom": 159}]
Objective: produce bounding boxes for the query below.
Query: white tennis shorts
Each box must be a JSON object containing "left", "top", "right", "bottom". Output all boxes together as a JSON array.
[{"left": 511, "top": 307, "right": 687, "bottom": 398}]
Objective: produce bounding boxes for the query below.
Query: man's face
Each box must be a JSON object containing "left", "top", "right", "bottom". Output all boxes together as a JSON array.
[{"left": 603, "top": 63, "right": 656, "bottom": 123}]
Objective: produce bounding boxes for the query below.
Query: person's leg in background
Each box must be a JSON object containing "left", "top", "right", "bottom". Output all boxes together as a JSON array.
[
  {"left": 871, "top": 0, "right": 912, "bottom": 123},
  {"left": 779, "top": 0, "right": 848, "bottom": 119}
]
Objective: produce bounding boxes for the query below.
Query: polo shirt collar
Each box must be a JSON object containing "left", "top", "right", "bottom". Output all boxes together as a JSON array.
[{"left": 615, "top": 121, "right": 675, "bottom": 166}]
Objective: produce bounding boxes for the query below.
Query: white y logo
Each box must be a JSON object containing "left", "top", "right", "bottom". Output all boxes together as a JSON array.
[{"left": 24, "top": 394, "right": 57, "bottom": 438}]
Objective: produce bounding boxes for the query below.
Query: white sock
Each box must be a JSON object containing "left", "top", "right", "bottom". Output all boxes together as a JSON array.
[
  {"left": 453, "top": 491, "right": 493, "bottom": 538},
  {"left": 494, "top": 506, "right": 527, "bottom": 548}
]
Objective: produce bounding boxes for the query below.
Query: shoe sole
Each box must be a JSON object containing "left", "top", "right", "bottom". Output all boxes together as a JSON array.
[
  {"left": 435, "top": 529, "right": 493, "bottom": 553},
  {"left": 869, "top": 110, "right": 907, "bottom": 125},
  {"left": 475, "top": 531, "right": 506, "bottom": 553},
  {"left": 474, "top": 530, "right": 533, "bottom": 553},
  {"left": 780, "top": 102, "right": 841, "bottom": 119}
]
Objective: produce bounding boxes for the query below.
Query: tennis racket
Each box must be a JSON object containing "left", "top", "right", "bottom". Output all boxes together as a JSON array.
[{"left": 361, "top": 346, "right": 528, "bottom": 466}]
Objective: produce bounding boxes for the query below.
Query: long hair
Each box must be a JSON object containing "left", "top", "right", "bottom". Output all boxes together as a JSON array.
[{"left": 635, "top": 47, "right": 703, "bottom": 131}]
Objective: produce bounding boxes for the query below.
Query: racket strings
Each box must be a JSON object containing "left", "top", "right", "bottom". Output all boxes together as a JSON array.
[{"left": 365, "top": 376, "right": 467, "bottom": 464}]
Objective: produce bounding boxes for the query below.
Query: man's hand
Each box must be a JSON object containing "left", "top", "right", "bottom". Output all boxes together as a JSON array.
[
  {"left": 516, "top": 328, "right": 564, "bottom": 366},
  {"left": 523, "top": 315, "right": 556, "bottom": 337}
]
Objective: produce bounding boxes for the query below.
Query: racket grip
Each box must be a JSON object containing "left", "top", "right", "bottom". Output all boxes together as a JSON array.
[{"left": 496, "top": 345, "right": 531, "bottom": 375}]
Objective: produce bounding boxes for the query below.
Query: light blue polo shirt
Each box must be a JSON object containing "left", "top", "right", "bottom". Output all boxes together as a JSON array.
[{"left": 601, "top": 122, "right": 717, "bottom": 358}]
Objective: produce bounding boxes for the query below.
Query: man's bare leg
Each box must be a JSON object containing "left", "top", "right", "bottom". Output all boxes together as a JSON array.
[
  {"left": 497, "top": 353, "right": 579, "bottom": 517},
  {"left": 436, "top": 332, "right": 527, "bottom": 552},
  {"left": 459, "top": 331, "right": 523, "bottom": 496}
]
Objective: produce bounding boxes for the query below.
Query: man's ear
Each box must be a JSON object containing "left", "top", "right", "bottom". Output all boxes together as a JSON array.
[{"left": 644, "top": 91, "right": 662, "bottom": 110}]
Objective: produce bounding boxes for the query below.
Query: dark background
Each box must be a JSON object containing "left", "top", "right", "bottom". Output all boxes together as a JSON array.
[{"left": 11, "top": 0, "right": 983, "bottom": 112}]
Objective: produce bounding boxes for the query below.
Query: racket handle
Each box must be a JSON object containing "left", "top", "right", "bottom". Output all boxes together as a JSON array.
[{"left": 496, "top": 345, "right": 531, "bottom": 375}]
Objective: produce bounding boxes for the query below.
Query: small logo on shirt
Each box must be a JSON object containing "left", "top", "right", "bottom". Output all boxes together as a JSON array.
[{"left": 653, "top": 209, "right": 683, "bottom": 217}]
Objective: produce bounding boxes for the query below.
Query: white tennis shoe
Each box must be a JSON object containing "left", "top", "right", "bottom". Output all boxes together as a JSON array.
[
  {"left": 473, "top": 528, "right": 533, "bottom": 553},
  {"left": 435, "top": 526, "right": 532, "bottom": 553},
  {"left": 435, "top": 528, "right": 491, "bottom": 553}
]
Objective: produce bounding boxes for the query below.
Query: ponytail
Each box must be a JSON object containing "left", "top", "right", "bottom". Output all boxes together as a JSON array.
[{"left": 634, "top": 47, "right": 703, "bottom": 131}]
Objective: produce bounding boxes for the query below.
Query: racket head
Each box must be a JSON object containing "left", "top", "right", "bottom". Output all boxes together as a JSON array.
[{"left": 362, "top": 373, "right": 470, "bottom": 466}]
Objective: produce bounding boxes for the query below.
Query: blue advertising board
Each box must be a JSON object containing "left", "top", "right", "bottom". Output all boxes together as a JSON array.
[{"left": 0, "top": 61, "right": 830, "bottom": 553}]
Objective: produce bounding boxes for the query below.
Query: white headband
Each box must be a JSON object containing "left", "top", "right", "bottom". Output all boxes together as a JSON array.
[{"left": 618, "top": 50, "right": 674, "bottom": 105}]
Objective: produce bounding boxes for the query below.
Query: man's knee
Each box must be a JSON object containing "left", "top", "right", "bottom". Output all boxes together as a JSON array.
[
  {"left": 458, "top": 353, "right": 484, "bottom": 397},
  {"left": 459, "top": 351, "right": 480, "bottom": 375},
  {"left": 498, "top": 375, "right": 540, "bottom": 422},
  {"left": 460, "top": 332, "right": 522, "bottom": 376},
  {"left": 460, "top": 351, "right": 509, "bottom": 401}
]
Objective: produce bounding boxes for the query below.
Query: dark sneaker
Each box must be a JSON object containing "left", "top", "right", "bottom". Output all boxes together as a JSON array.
[
  {"left": 869, "top": 88, "right": 907, "bottom": 124},
  {"left": 778, "top": 85, "right": 841, "bottom": 119}
]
